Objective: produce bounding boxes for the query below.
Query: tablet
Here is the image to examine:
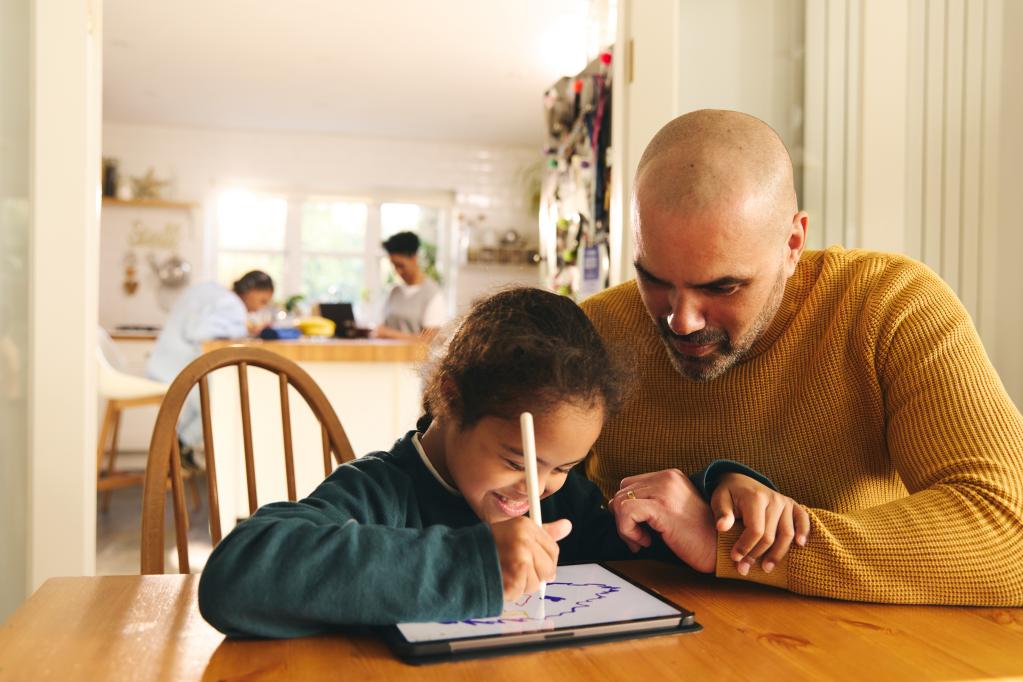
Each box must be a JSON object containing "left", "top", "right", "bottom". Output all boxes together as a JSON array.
[{"left": 385, "top": 563, "right": 700, "bottom": 661}]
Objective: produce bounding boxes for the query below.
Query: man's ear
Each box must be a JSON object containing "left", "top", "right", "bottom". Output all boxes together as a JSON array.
[{"left": 785, "top": 211, "right": 809, "bottom": 273}]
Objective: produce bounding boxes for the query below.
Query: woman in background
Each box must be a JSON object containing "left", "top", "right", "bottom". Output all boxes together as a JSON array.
[
  {"left": 146, "top": 270, "right": 274, "bottom": 451},
  {"left": 374, "top": 231, "right": 445, "bottom": 341}
]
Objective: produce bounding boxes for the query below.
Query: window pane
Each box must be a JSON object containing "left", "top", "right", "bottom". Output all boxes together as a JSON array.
[
  {"left": 217, "top": 252, "right": 284, "bottom": 293},
  {"left": 301, "top": 199, "right": 367, "bottom": 252},
  {"left": 381, "top": 203, "right": 440, "bottom": 244},
  {"left": 303, "top": 256, "right": 363, "bottom": 303},
  {"left": 217, "top": 190, "right": 287, "bottom": 250}
]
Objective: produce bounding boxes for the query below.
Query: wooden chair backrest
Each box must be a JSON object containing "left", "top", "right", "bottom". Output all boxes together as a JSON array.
[{"left": 140, "top": 345, "right": 356, "bottom": 574}]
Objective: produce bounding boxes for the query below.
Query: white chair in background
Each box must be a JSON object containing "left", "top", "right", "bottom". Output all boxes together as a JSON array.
[
  {"left": 97, "top": 333, "right": 205, "bottom": 515},
  {"left": 96, "top": 331, "right": 185, "bottom": 512}
]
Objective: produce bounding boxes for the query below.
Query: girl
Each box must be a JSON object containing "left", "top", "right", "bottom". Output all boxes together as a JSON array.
[
  {"left": 148, "top": 270, "right": 274, "bottom": 453},
  {"left": 199, "top": 287, "right": 805, "bottom": 638}
]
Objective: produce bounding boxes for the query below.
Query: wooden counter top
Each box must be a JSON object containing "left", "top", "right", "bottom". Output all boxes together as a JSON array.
[{"left": 202, "top": 338, "right": 428, "bottom": 363}]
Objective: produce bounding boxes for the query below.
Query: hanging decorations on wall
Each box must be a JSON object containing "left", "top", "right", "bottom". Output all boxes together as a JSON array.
[
  {"left": 122, "top": 251, "right": 139, "bottom": 296},
  {"left": 539, "top": 48, "right": 613, "bottom": 299},
  {"left": 147, "top": 253, "right": 192, "bottom": 289},
  {"left": 128, "top": 167, "right": 171, "bottom": 200}
]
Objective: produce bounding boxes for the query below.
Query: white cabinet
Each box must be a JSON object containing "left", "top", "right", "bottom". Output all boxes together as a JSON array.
[{"left": 206, "top": 357, "right": 422, "bottom": 534}]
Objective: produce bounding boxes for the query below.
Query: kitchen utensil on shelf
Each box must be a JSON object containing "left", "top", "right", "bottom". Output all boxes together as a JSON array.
[{"left": 148, "top": 253, "right": 192, "bottom": 288}]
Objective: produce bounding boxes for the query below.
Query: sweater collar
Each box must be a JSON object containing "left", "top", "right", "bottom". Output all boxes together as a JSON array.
[
  {"left": 411, "top": 432, "right": 461, "bottom": 497},
  {"left": 743, "top": 251, "right": 819, "bottom": 362}
]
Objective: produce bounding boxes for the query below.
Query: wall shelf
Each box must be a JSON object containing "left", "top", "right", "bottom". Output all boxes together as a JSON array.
[
  {"left": 101, "top": 197, "right": 198, "bottom": 210},
  {"left": 465, "top": 247, "right": 540, "bottom": 266}
]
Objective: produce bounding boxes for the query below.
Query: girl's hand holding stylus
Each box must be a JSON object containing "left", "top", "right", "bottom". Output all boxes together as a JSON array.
[{"left": 490, "top": 517, "right": 571, "bottom": 601}]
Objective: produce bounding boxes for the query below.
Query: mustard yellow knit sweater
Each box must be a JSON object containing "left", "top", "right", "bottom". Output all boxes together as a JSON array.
[{"left": 581, "top": 247, "right": 1023, "bottom": 606}]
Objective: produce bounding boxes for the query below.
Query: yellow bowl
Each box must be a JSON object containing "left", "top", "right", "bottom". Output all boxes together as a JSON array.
[{"left": 295, "top": 316, "right": 336, "bottom": 337}]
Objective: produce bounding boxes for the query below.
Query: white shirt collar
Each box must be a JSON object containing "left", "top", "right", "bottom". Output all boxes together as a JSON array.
[{"left": 411, "top": 432, "right": 460, "bottom": 496}]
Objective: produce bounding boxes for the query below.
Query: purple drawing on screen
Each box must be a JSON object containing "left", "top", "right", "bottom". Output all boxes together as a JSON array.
[{"left": 441, "top": 582, "right": 621, "bottom": 626}]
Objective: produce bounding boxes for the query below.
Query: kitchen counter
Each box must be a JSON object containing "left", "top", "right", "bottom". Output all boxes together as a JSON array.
[
  {"left": 201, "top": 337, "right": 428, "bottom": 363},
  {"left": 109, "top": 333, "right": 159, "bottom": 341},
  {"left": 198, "top": 336, "right": 428, "bottom": 533}
]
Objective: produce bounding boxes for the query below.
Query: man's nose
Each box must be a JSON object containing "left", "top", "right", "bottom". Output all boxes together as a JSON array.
[{"left": 667, "top": 294, "right": 705, "bottom": 336}]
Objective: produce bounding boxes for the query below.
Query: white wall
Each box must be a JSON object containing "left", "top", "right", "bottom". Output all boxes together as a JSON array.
[
  {"left": 609, "top": 0, "right": 680, "bottom": 285},
  {"left": 100, "top": 123, "right": 542, "bottom": 328},
  {"left": 27, "top": 0, "right": 102, "bottom": 595},
  {"left": 608, "top": 0, "right": 806, "bottom": 285},
  {"left": 803, "top": 0, "right": 1021, "bottom": 409},
  {"left": 675, "top": 0, "right": 805, "bottom": 192}
]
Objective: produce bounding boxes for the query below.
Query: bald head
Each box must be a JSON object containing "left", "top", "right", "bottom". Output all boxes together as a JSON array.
[
  {"left": 634, "top": 110, "right": 797, "bottom": 231},
  {"left": 630, "top": 111, "right": 808, "bottom": 382}
]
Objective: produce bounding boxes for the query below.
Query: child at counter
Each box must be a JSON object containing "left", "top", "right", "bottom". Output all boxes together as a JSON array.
[{"left": 198, "top": 287, "right": 809, "bottom": 638}]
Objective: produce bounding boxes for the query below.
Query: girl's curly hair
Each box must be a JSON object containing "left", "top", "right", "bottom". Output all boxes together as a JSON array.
[{"left": 421, "top": 287, "right": 626, "bottom": 429}]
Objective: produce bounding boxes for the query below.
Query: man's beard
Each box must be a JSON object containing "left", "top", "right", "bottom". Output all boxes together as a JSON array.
[{"left": 656, "top": 270, "right": 786, "bottom": 382}]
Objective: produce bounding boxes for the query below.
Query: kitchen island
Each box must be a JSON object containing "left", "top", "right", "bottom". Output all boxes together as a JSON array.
[{"left": 200, "top": 337, "right": 428, "bottom": 533}]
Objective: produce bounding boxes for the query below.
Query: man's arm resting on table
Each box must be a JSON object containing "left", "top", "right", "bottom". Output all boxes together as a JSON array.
[{"left": 720, "top": 263, "right": 1023, "bottom": 606}]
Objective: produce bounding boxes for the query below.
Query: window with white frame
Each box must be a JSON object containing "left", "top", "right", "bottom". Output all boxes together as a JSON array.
[
  {"left": 214, "top": 189, "right": 451, "bottom": 313},
  {"left": 215, "top": 190, "right": 288, "bottom": 291},
  {"left": 299, "top": 198, "right": 368, "bottom": 302}
]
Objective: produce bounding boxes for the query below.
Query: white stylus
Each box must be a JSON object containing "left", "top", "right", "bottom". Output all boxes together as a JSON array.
[{"left": 520, "top": 411, "right": 546, "bottom": 601}]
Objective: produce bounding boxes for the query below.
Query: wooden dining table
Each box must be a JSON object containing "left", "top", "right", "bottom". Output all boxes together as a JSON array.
[{"left": 1, "top": 560, "right": 1021, "bottom": 680}]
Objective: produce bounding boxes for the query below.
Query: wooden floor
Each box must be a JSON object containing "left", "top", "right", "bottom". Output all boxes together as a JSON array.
[{"left": 96, "top": 451, "right": 213, "bottom": 575}]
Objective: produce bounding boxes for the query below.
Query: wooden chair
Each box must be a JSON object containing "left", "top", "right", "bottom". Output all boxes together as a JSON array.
[{"left": 140, "top": 345, "right": 357, "bottom": 574}]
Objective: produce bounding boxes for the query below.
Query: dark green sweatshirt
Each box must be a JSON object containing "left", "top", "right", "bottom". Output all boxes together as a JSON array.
[{"left": 198, "top": 431, "right": 772, "bottom": 638}]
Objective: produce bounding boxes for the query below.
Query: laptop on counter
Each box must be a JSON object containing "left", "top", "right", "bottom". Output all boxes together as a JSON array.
[{"left": 318, "top": 302, "right": 369, "bottom": 338}]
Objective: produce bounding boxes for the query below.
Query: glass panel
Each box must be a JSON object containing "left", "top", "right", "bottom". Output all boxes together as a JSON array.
[
  {"left": 0, "top": 0, "right": 29, "bottom": 618},
  {"left": 216, "top": 190, "right": 287, "bottom": 250},
  {"left": 303, "top": 255, "right": 364, "bottom": 303},
  {"left": 217, "top": 252, "right": 284, "bottom": 292},
  {"left": 301, "top": 199, "right": 367, "bottom": 252}
]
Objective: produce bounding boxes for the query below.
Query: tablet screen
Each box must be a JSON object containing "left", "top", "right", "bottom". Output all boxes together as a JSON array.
[{"left": 396, "top": 563, "right": 684, "bottom": 643}]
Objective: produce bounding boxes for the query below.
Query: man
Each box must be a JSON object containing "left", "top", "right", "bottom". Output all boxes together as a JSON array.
[
  {"left": 374, "top": 231, "right": 444, "bottom": 341},
  {"left": 588, "top": 109, "right": 1023, "bottom": 605}
]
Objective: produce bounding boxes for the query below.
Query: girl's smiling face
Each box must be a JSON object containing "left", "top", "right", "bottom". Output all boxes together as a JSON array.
[{"left": 424, "top": 402, "right": 605, "bottom": 523}]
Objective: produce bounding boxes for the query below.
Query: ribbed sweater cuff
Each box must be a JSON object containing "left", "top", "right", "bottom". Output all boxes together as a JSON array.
[
  {"left": 715, "top": 527, "right": 790, "bottom": 590},
  {"left": 469, "top": 523, "right": 507, "bottom": 617}
]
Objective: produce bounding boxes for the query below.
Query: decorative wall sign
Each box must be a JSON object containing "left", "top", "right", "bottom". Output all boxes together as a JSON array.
[{"left": 128, "top": 221, "right": 180, "bottom": 249}]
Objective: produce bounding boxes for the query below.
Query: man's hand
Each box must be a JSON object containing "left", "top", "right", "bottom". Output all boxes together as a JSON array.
[
  {"left": 490, "top": 517, "right": 572, "bottom": 600},
  {"left": 609, "top": 469, "right": 717, "bottom": 573},
  {"left": 711, "top": 473, "right": 811, "bottom": 575},
  {"left": 371, "top": 324, "right": 437, "bottom": 342},
  {"left": 371, "top": 324, "right": 400, "bottom": 339}
]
